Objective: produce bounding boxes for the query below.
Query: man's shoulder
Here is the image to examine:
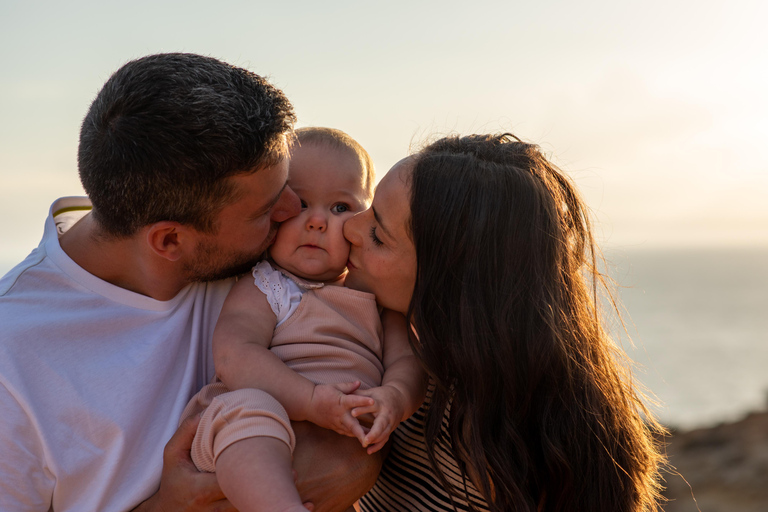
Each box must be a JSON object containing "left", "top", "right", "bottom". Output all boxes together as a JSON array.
[
  {"left": 199, "top": 276, "right": 238, "bottom": 303},
  {"left": 0, "top": 248, "right": 49, "bottom": 298},
  {"left": 1, "top": 197, "right": 90, "bottom": 297}
]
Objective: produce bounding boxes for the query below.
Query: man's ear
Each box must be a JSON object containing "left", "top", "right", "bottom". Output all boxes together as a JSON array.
[{"left": 146, "top": 221, "right": 190, "bottom": 262}]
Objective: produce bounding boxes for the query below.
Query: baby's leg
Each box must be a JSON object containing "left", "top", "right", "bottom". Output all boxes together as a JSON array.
[
  {"left": 217, "top": 436, "right": 307, "bottom": 512},
  {"left": 186, "top": 384, "right": 303, "bottom": 510}
]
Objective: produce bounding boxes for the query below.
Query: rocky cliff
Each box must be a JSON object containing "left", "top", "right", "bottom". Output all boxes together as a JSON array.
[{"left": 661, "top": 411, "right": 768, "bottom": 512}]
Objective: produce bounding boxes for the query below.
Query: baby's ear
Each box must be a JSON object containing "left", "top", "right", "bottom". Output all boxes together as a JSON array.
[{"left": 145, "top": 221, "right": 187, "bottom": 261}]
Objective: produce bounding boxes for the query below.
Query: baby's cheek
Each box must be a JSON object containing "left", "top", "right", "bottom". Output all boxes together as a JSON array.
[
  {"left": 335, "top": 239, "right": 352, "bottom": 263},
  {"left": 330, "top": 220, "right": 353, "bottom": 260}
]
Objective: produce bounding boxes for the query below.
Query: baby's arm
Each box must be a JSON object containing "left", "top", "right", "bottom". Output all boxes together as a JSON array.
[
  {"left": 213, "top": 275, "right": 371, "bottom": 439},
  {"left": 351, "top": 309, "right": 428, "bottom": 454}
]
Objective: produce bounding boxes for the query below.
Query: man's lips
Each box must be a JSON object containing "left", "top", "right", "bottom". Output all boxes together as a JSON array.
[{"left": 346, "top": 259, "right": 357, "bottom": 270}]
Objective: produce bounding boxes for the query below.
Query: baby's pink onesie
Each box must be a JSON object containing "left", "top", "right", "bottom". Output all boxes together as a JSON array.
[{"left": 181, "top": 261, "right": 384, "bottom": 472}]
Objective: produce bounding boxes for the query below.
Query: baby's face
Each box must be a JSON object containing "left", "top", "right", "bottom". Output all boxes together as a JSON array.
[{"left": 269, "top": 143, "right": 370, "bottom": 282}]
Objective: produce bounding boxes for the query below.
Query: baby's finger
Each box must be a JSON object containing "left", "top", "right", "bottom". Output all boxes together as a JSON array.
[
  {"left": 364, "top": 417, "right": 393, "bottom": 445},
  {"left": 340, "top": 393, "right": 374, "bottom": 410},
  {"left": 332, "top": 380, "right": 362, "bottom": 394},
  {"left": 341, "top": 414, "right": 366, "bottom": 443},
  {"left": 351, "top": 387, "right": 373, "bottom": 397},
  {"left": 351, "top": 403, "right": 379, "bottom": 418}
]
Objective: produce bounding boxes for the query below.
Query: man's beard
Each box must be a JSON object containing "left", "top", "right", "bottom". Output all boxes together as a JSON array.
[{"left": 183, "top": 226, "right": 276, "bottom": 282}]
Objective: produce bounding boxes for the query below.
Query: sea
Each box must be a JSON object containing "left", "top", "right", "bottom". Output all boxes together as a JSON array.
[
  {"left": 604, "top": 246, "right": 768, "bottom": 430},
  {"left": 1, "top": 246, "right": 766, "bottom": 431}
]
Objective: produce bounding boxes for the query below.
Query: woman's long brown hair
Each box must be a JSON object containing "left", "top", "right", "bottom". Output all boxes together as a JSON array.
[{"left": 407, "top": 134, "right": 665, "bottom": 511}]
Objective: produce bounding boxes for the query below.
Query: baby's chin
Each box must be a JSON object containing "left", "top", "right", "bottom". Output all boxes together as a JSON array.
[{"left": 275, "top": 259, "right": 347, "bottom": 284}]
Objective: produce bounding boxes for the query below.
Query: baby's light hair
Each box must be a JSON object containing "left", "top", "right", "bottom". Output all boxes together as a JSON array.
[{"left": 294, "top": 127, "right": 375, "bottom": 201}]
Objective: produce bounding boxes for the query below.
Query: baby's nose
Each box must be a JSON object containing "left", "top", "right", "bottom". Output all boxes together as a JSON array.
[{"left": 307, "top": 213, "right": 327, "bottom": 231}]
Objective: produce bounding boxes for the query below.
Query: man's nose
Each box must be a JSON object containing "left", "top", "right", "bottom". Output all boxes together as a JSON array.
[{"left": 271, "top": 185, "right": 300, "bottom": 223}]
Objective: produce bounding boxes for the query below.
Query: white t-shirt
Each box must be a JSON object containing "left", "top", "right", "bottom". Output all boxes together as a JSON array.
[{"left": 0, "top": 197, "right": 235, "bottom": 511}]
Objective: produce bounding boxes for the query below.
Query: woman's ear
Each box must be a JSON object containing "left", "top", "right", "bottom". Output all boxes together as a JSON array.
[{"left": 146, "top": 221, "right": 188, "bottom": 261}]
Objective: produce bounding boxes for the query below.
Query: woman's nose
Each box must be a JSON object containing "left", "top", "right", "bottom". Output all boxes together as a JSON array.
[{"left": 343, "top": 210, "right": 363, "bottom": 245}]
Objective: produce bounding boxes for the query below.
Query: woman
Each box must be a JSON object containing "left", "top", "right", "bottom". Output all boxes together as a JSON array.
[{"left": 344, "top": 134, "right": 665, "bottom": 512}]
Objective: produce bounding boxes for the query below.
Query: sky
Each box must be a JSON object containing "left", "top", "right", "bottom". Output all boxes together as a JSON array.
[{"left": 1, "top": 0, "right": 767, "bottom": 273}]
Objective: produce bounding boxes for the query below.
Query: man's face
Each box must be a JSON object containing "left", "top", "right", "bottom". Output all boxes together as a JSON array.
[{"left": 182, "top": 158, "right": 300, "bottom": 282}]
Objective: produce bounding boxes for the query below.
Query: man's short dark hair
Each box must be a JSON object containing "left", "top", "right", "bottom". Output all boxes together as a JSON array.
[{"left": 78, "top": 53, "right": 296, "bottom": 237}]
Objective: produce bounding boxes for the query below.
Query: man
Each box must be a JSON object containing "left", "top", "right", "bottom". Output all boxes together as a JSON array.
[{"left": 0, "top": 53, "right": 379, "bottom": 511}]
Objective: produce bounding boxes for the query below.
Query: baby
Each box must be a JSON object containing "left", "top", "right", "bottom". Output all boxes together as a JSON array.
[{"left": 181, "top": 127, "right": 425, "bottom": 512}]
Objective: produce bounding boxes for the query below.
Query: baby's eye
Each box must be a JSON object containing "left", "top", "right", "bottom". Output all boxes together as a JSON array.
[
  {"left": 300, "top": 199, "right": 308, "bottom": 209},
  {"left": 331, "top": 203, "right": 349, "bottom": 214}
]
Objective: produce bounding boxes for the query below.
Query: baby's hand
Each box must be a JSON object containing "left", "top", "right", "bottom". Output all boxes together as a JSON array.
[
  {"left": 306, "top": 381, "right": 375, "bottom": 443},
  {"left": 350, "top": 385, "right": 406, "bottom": 454}
]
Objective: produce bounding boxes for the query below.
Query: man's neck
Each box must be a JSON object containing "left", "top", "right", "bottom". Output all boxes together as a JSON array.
[{"left": 59, "top": 214, "right": 190, "bottom": 301}]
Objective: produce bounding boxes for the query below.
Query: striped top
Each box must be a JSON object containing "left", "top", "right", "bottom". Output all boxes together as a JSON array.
[{"left": 359, "top": 386, "right": 490, "bottom": 511}]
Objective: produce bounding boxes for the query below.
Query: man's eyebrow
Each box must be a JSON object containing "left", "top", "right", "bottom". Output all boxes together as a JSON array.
[{"left": 372, "top": 206, "right": 393, "bottom": 239}]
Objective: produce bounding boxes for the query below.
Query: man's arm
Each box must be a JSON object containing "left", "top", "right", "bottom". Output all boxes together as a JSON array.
[{"left": 292, "top": 420, "right": 385, "bottom": 512}]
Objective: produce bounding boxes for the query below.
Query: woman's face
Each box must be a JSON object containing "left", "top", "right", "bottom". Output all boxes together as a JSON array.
[{"left": 343, "top": 158, "right": 416, "bottom": 315}]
